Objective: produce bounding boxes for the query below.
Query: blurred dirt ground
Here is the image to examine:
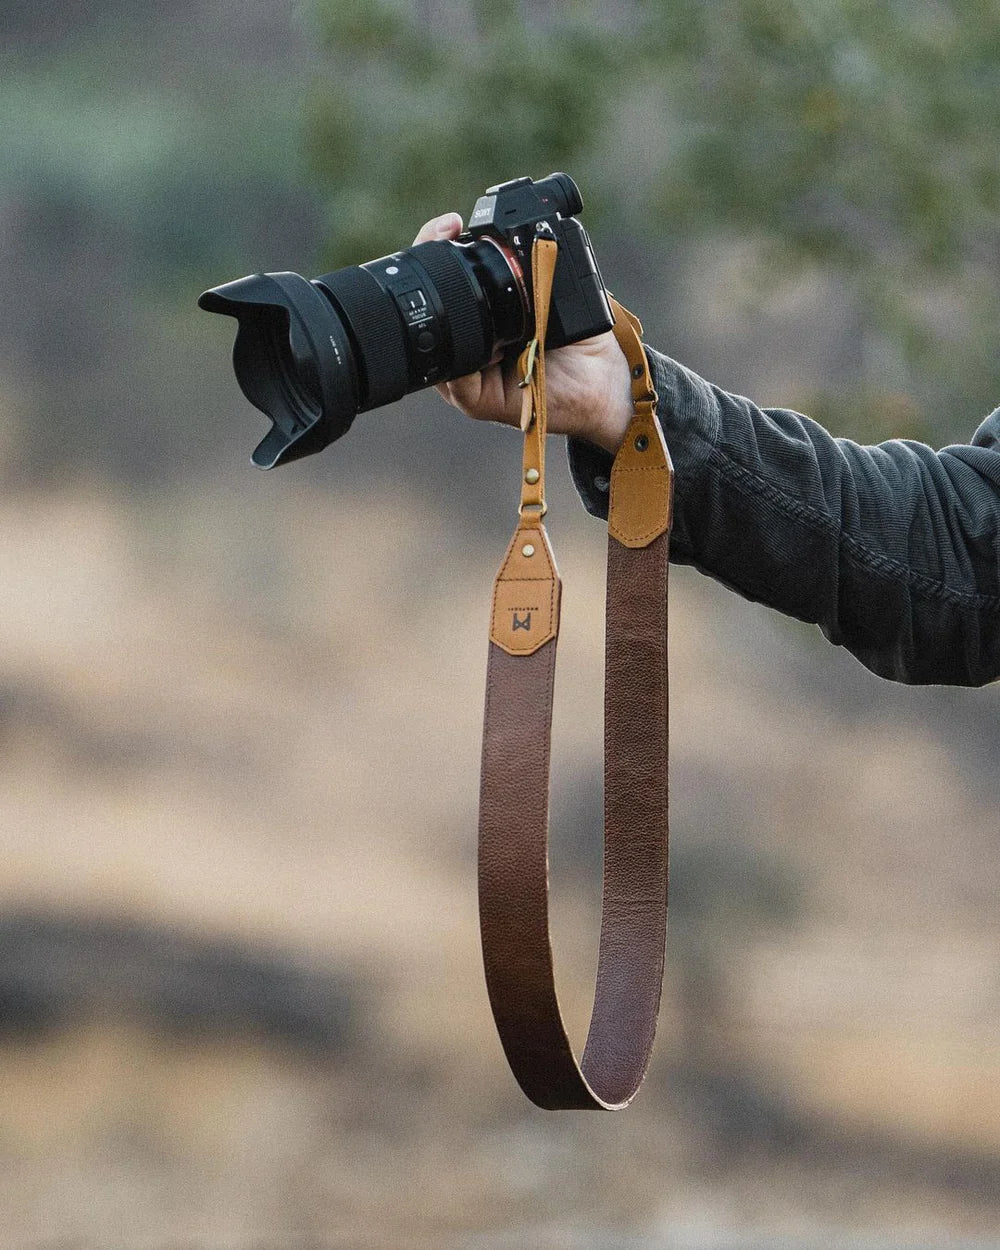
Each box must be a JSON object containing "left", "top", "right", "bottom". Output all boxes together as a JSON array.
[{"left": 1, "top": 478, "right": 999, "bottom": 1247}]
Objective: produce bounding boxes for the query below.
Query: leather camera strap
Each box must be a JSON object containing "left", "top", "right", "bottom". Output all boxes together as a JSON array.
[{"left": 478, "top": 227, "right": 673, "bottom": 1110}]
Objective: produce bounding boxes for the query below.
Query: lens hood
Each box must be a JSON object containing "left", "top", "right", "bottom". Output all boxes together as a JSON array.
[{"left": 198, "top": 272, "right": 359, "bottom": 468}]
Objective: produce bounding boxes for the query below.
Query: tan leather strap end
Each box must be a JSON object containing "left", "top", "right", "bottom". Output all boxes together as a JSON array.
[
  {"left": 607, "top": 296, "right": 673, "bottom": 549},
  {"left": 489, "top": 519, "right": 560, "bottom": 657}
]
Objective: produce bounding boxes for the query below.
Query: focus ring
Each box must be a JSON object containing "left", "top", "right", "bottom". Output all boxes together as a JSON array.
[
  {"left": 411, "top": 241, "right": 490, "bottom": 379},
  {"left": 317, "top": 267, "right": 409, "bottom": 410}
]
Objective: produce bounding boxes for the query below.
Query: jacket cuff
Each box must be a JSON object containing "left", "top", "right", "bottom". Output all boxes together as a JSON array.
[{"left": 566, "top": 435, "right": 614, "bottom": 519}]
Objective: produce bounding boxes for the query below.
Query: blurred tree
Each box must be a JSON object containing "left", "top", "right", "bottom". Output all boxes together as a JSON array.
[
  {"left": 0, "top": 3, "right": 327, "bottom": 483},
  {"left": 644, "top": 0, "right": 1000, "bottom": 434},
  {"left": 307, "top": 0, "right": 1000, "bottom": 440},
  {"left": 0, "top": 0, "right": 345, "bottom": 311},
  {"left": 306, "top": 0, "right": 628, "bottom": 266}
]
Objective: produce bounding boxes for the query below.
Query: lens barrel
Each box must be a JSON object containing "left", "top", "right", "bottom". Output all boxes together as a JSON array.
[{"left": 199, "top": 235, "right": 527, "bottom": 468}]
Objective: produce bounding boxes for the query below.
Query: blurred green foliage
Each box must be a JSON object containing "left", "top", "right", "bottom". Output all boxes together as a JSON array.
[
  {"left": 0, "top": 7, "right": 321, "bottom": 289},
  {"left": 646, "top": 0, "right": 1000, "bottom": 429},
  {"left": 306, "top": 0, "right": 626, "bottom": 265},
  {"left": 307, "top": 0, "right": 1000, "bottom": 437},
  {"left": 650, "top": 0, "right": 1000, "bottom": 268},
  {"left": 0, "top": 3, "right": 325, "bottom": 483},
  {"left": 4, "top": 0, "right": 1000, "bottom": 483}
]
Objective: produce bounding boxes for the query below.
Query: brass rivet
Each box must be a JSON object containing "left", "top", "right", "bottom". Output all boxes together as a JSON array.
[
  {"left": 634, "top": 434, "right": 649, "bottom": 452},
  {"left": 524, "top": 468, "right": 540, "bottom": 485},
  {"left": 522, "top": 544, "right": 536, "bottom": 558}
]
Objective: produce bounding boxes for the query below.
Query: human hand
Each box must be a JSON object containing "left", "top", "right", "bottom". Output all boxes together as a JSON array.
[{"left": 412, "top": 214, "right": 634, "bottom": 455}]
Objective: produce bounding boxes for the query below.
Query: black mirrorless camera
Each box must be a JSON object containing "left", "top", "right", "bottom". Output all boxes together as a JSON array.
[{"left": 198, "top": 173, "right": 614, "bottom": 468}]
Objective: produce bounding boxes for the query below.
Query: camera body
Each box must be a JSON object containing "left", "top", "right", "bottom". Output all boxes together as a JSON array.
[
  {"left": 199, "top": 173, "right": 614, "bottom": 468},
  {"left": 464, "top": 173, "right": 613, "bottom": 351}
]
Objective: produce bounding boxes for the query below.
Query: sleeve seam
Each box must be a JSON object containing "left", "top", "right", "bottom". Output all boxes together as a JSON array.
[{"left": 710, "top": 445, "right": 1000, "bottom": 614}]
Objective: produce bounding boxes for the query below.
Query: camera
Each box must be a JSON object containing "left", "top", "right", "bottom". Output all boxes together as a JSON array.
[{"left": 198, "top": 173, "right": 614, "bottom": 468}]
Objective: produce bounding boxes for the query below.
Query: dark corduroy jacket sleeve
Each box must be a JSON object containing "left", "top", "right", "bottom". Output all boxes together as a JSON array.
[{"left": 567, "top": 345, "right": 1000, "bottom": 686}]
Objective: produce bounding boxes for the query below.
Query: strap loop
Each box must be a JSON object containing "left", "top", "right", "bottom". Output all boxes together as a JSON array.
[
  {"left": 517, "top": 500, "right": 548, "bottom": 520},
  {"left": 517, "top": 230, "right": 558, "bottom": 512},
  {"left": 478, "top": 257, "right": 674, "bottom": 1110}
]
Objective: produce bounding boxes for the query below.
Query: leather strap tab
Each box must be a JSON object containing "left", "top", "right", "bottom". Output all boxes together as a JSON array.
[
  {"left": 608, "top": 296, "right": 672, "bottom": 549},
  {"left": 489, "top": 519, "right": 560, "bottom": 656}
]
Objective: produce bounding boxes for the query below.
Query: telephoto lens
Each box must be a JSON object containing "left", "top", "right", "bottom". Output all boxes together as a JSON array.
[{"left": 198, "top": 173, "right": 613, "bottom": 467}]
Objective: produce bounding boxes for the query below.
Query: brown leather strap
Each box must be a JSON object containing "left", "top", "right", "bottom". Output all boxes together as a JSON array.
[{"left": 478, "top": 229, "right": 673, "bottom": 1110}]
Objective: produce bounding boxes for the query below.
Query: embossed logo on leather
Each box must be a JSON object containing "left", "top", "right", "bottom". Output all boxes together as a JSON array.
[{"left": 490, "top": 526, "right": 559, "bottom": 656}]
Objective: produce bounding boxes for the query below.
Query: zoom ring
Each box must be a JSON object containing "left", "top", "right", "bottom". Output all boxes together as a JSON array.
[
  {"left": 318, "top": 266, "right": 410, "bottom": 410},
  {"left": 412, "top": 241, "right": 491, "bottom": 379}
]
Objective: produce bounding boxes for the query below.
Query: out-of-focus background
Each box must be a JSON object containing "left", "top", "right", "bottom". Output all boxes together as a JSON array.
[{"left": 3, "top": 2, "right": 1000, "bottom": 1246}]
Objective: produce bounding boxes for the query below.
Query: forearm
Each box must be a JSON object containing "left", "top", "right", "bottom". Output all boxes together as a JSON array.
[{"left": 568, "top": 347, "right": 1000, "bottom": 686}]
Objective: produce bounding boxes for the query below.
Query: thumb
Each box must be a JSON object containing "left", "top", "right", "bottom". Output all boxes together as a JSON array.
[
  {"left": 413, "top": 212, "right": 463, "bottom": 245},
  {"left": 432, "top": 212, "right": 463, "bottom": 237}
]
